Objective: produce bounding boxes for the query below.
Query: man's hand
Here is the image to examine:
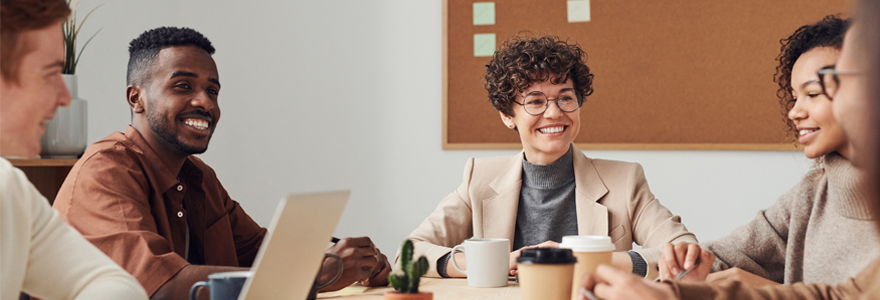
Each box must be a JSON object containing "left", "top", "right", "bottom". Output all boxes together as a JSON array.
[
  {"left": 658, "top": 242, "right": 714, "bottom": 282},
  {"left": 318, "top": 237, "right": 379, "bottom": 292},
  {"left": 508, "top": 240, "right": 559, "bottom": 275},
  {"left": 360, "top": 248, "right": 392, "bottom": 287},
  {"left": 580, "top": 264, "right": 678, "bottom": 300},
  {"left": 706, "top": 267, "right": 779, "bottom": 286}
]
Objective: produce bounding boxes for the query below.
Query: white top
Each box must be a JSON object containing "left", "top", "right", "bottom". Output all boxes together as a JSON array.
[{"left": 0, "top": 158, "right": 148, "bottom": 299}]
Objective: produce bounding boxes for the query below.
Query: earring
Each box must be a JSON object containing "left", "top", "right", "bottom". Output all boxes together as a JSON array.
[{"left": 508, "top": 124, "right": 514, "bottom": 129}]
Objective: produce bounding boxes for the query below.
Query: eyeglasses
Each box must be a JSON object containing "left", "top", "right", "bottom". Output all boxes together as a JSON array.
[
  {"left": 512, "top": 89, "right": 584, "bottom": 116},
  {"left": 818, "top": 66, "right": 861, "bottom": 100}
]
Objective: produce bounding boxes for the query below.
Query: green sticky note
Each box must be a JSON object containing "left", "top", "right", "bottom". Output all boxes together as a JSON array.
[
  {"left": 473, "top": 2, "right": 495, "bottom": 26},
  {"left": 474, "top": 33, "right": 496, "bottom": 57},
  {"left": 567, "top": 0, "right": 590, "bottom": 23}
]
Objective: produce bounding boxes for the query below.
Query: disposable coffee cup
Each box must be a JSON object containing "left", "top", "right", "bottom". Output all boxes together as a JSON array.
[
  {"left": 560, "top": 235, "right": 615, "bottom": 300},
  {"left": 517, "top": 248, "right": 577, "bottom": 300}
]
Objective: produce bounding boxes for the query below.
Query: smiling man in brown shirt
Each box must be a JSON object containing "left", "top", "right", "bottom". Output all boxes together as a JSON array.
[{"left": 52, "top": 27, "right": 391, "bottom": 299}]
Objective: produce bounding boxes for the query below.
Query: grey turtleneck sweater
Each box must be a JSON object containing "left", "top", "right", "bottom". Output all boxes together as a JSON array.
[
  {"left": 512, "top": 147, "right": 579, "bottom": 250},
  {"left": 705, "top": 153, "right": 880, "bottom": 284}
]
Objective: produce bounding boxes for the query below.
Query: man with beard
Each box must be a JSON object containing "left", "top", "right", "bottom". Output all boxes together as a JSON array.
[{"left": 52, "top": 27, "right": 391, "bottom": 299}]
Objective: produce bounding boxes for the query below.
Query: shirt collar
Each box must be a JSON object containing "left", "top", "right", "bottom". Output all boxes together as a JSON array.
[{"left": 125, "top": 125, "right": 203, "bottom": 192}]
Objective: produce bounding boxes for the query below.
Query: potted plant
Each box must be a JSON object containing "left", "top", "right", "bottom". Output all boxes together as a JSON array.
[
  {"left": 41, "top": 0, "right": 101, "bottom": 158},
  {"left": 385, "top": 240, "right": 432, "bottom": 300}
]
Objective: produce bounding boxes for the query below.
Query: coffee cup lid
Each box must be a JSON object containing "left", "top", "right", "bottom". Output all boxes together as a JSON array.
[
  {"left": 517, "top": 248, "right": 577, "bottom": 265},
  {"left": 559, "top": 235, "right": 615, "bottom": 252}
]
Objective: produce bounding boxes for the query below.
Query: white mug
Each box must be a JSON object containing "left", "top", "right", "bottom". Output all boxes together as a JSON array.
[{"left": 451, "top": 238, "right": 509, "bottom": 287}]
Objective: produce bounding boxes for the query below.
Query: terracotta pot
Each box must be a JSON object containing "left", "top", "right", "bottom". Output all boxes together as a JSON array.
[{"left": 384, "top": 291, "right": 433, "bottom": 300}]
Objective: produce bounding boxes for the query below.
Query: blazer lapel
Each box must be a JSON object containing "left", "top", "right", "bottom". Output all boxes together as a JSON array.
[
  {"left": 572, "top": 145, "right": 610, "bottom": 236},
  {"left": 482, "top": 152, "right": 524, "bottom": 246}
]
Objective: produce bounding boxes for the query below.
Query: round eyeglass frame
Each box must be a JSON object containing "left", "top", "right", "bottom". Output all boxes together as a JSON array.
[
  {"left": 511, "top": 90, "right": 584, "bottom": 116},
  {"left": 817, "top": 66, "right": 861, "bottom": 100}
]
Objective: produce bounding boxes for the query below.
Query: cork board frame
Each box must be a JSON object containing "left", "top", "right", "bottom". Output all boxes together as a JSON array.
[{"left": 442, "top": 0, "right": 848, "bottom": 150}]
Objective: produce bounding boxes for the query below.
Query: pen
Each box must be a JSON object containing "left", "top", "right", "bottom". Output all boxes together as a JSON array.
[
  {"left": 675, "top": 257, "right": 702, "bottom": 280},
  {"left": 331, "top": 237, "right": 340, "bottom": 244},
  {"left": 579, "top": 287, "right": 600, "bottom": 300}
]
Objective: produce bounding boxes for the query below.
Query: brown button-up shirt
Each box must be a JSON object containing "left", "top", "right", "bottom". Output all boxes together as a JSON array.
[{"left": 53, "top": 126, "right": 267, "bottom": 295}]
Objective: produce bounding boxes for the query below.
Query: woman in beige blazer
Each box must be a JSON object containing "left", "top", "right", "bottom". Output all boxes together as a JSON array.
[{"left": 403, "top": 35, "right": 697, "bottom": 279}]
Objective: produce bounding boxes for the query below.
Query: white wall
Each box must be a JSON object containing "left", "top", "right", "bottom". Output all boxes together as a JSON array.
[{"left": 72, "top": 1, "right": 813, "bottom": 256}]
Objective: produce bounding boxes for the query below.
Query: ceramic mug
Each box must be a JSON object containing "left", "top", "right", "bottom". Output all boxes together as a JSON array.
[
  {"left": 451, "top": 238, "right": 509, "bottom": 287},
  {"left": 189, "top": 271, "right": 252, "bottom": 300},
  {"left": 190, "top": 253, "right": 343, "bottom": 300}
]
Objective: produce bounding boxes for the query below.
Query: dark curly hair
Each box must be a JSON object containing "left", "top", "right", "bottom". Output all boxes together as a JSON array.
[
  {"left": 775, "top": 15, "right": 848, "bottom": 143},
  {"left": 485, "top": 35, "right": 594, "bottom": 117},
  {"left": 126, "top": 26, "right": 215, "bottom": 86}
]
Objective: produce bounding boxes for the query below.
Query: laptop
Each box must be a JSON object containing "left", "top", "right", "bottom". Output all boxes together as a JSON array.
[{"left": 237, "top": 190, "right": 350, "bottom": 300}]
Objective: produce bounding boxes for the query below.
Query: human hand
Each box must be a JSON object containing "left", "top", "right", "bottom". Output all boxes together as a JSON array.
[
  {"left": 706, "top": 267, "right": 779, "bottom": 286},
  {"left": 319, "top": 237, "right": 379, "bottom": 292},
  {"left": 579, "top": 264, "right": 678, "bottom": 300},
  {"left": 508, "top": 240, "right": 559, "bottom": 275},
  {"left": 360, "top": 248, "right": 392, "bottom": 287},
  {"left": 658, "top": 242, "right": 714, "bottom": 282}
]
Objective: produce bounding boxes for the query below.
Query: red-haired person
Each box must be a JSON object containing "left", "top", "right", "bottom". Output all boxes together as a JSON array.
[{"left": 0, "top": 0, "right": 148, "bottom": 299}]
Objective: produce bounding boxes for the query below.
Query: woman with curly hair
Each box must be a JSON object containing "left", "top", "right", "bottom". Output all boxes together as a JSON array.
[
  {"left": 401, "top": 35, "right": 697, "bottom": 279},
  {"left": 657, "top": 15, "right": 879, "bottom": 287}
]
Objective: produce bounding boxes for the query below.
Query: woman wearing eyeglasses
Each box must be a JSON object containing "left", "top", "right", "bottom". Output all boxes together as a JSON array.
[
  {"left": 657, "top": 15, "right": 880, "bottom": 287},
  {"left": 401, "top": 35, "right": 697, "bottom": 279}
]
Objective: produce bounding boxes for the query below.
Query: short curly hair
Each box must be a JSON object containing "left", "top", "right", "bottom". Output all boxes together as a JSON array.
[
  {"left": 485, "top": 35, "right": 594, "bottom": 117},
  {"left": 126, "top": 26, "right": 215, "bottom": 86},
  {"left": 775, "top": 15, "right": 848, "bottom": 143}
]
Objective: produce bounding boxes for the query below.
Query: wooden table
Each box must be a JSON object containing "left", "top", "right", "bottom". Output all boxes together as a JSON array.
[{"left": 318, "top": 278, "right": 520, "bottom": 300}]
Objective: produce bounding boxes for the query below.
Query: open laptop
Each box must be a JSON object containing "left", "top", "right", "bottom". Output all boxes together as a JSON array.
[{"left": 237, "top": 190, "right": 350, "bottom": 300}]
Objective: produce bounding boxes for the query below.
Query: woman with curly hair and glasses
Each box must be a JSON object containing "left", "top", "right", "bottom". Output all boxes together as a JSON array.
[
  {"left": 400, "top": 35, "right": 697, "bottom": 279},
  {"left": 657, "top": 15, "right": 880, "bottom": 287}
]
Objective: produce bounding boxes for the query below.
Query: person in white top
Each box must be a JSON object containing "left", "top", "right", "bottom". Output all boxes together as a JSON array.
[{"left": 0, "top": 0, "right": 148, "bottom": 299}]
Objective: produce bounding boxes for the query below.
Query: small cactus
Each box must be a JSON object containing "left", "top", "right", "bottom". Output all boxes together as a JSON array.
[{"left": 389, "top": 239, "right": 429, "bottom": 293}]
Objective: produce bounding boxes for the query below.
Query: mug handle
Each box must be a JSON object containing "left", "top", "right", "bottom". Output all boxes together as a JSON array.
[
  {"left": 451, "top": 244, "right": 466, "bottom": 275},
  {"left": 314, "top": 253, "right": 344, "bottom": 291},
  {"left": 189, "top": 281, "right": 209, "bottom": 300}
]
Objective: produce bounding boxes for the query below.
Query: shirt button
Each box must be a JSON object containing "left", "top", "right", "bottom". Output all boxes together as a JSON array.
[
  {"left": 177, "top": 211, "right": 184, "bottom": 218},
  {"left": 177, "top": 185, "right": 184, "bottom": 192}
]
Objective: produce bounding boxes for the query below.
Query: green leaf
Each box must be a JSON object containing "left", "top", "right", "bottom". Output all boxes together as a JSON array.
[{"left": 73, "top": 4, "right": 103, "bottom": 41}]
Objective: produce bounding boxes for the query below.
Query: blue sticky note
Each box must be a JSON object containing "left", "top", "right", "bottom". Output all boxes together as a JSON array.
[
  {"left": 473, "top": 2, "right": 495, "bottom": 26},
  {"left": 474, "top": 33, "right": 496, "bottom": 57},
  {"left": 567, "top": 0, "right": 590, "bottom": 23}
]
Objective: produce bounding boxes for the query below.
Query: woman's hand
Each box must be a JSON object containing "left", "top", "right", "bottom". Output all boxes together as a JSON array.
[
  {"left": 508, "top": 240, "right": 559, "bottom": 275},
  {"left": 658, "top": 242, "right": 714, "bottom": 282},
  {"left": 706, "top": 267, "right": 779, "bottom": 286},
  {"left": 579, "top": 264, "right": 678, "bottom": 300}
]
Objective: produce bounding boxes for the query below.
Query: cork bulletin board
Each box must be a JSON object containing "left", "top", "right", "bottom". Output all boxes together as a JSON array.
[{"left": 443, "top": 0, "right": 849, "bottom": 150}]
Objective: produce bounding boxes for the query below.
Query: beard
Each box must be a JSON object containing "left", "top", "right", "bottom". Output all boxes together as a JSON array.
[{"left": 146, "top": 107, "right": 210, "bottom": 155}]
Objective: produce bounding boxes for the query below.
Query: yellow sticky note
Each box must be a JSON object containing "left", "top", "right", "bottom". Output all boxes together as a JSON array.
[
  {"left": 567, "top": 0, "right": 590, "bottom": 23},
  {"left": 474, "top": 33, "right": 496, "bottom": 57},
  {"left": 473, "top": 2, "right": 495, "bottom": 26}
]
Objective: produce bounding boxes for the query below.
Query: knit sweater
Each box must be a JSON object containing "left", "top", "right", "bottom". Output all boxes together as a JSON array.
[
  {"left": 671, "top": 255, "right": 880, "bottom": 299},
  {"left": 0, "top": 158, "right": 148, "bottom": 300},
  {"left": 513, "top": 147, "right": 579, "bottom": 250},
  {"left": 704, "top": 153, "right": 879, "bottom": 284}
]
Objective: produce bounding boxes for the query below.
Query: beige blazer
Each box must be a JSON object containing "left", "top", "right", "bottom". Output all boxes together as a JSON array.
[{"left": 404, "top": 145, "right": 697, "bottom": 278}]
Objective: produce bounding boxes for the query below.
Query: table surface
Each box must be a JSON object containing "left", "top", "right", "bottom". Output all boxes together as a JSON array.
[{"left": 318, "top": 278, "right": 520, "bottom": 300}]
